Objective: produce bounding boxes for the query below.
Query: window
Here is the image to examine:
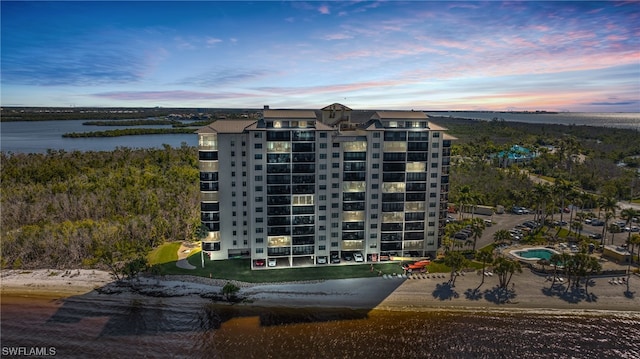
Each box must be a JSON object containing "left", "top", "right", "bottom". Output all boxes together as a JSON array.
[
  {"left": 319, "top": 174, "right": 327, "bottom": 180},
  {"left": 255, "top": 165, "right": 262, "bottom": 171},
  {"left": 256, "top": 207, "right": 263, "bottom": 212},
  {"left": 332, "top": 173, "right": 339, "bottom": 178},
  {"left": 255, "top": 175, "right": 263, "bottom": 181},
  {"left": 255, "top": 153, "right": 262, "bottom": 160},
  {"left": 256, "top": 217, "right": 263, "bottom": 223},
  {"left": 372, "top": 163, "right": 379, "bottom": 169},
  {"left": 254, "top": 133, "right": 262, "bottom": 138},
  {"left": 231, "top": 161, "right": 236, "bottom": 167},
  {"left": 255, "top": 143, "right": 262, "bottom": 149},
  {"left": 432, "top": 132, "right": 440, "bottom": 138},
  {"left": 373, "top": 143, "right": 380, "bottom": 148},
  {"left": 372, "top": 153, "right": 380, "bottom": 159},
  {"left": 256, "top": 237, "right": 263, "bottom": 243},
  {"left": 256, "top": 228, "right": 264, "bottom": 233},
  {"left": 320, "top": 143, "right": 327, "bottom": 149},
  {"left": 256, "top": 248, "right": 263, "bottom": 254},
  {"left": 332, "top": 152, "right": 340, "bottom": 158},
  {"left": 255, "top": 196, "right": 263, "bottom": 202},
  {"left": 332, "top": 163, "right": 340, "bottom": 168},
  {"left": 320, "top": 154, "right": 327, "bottom": 159},
  {"left": 231, "top": 151, "right": 235, "bottom": 156},
  {"left": 373, "top": 132, "right": 380, "bottom": 138},
  {"left": 320, "top": 132, "right": 327, "bottom": 138}
]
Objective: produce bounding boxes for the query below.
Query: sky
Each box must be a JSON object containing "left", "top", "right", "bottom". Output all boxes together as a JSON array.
[{"left": 1, "top": 1, "right": 639, "bottom": 112}]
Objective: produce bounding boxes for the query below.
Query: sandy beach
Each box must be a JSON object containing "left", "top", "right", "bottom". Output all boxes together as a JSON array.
[{"left": 2, "top": 268, "right": 639, "bottom": 315}]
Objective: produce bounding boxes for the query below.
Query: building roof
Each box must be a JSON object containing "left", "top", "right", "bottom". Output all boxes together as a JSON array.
[
  {"left": 196, "top": 119, "right": 257, "bottom": 134},
  {"left": 320, "top": 103, "right": 352, "bottom": 111},
  {"left": 263, "top": 109, "right": 317, "bottom": 119},
  {"left": 373, "top": 111, "right": 428, "bottom": 120}
]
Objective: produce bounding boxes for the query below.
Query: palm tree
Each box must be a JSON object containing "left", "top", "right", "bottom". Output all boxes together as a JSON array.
[
  {"left": 493, "top": 229, "right": 512, "bottom": 246},
  {"left": 444, "top": 221, "right": 464, "bottom": 252},
  {"left": 599, "top": 196, "right": 619, "bottom": 244},
  {"left": 456, "top": 185, "right": 473, "bottom": 220},
  {"left": 532, "top": 183, "right": 551, "bottom": 226},
  {"left": 621, "top": 208, "right": 638, "bottom": 261},
  {"left": 469, "top": 218, "right": 486, "bottom": 252},
  {"left": 492, "top": 256, "right": 522, "bottom": 289},
  {"left": 475, "top": 250, "right": 494, "bottom": 291},
  {"left": 444, "top": 251, "right": 467, "bottom": 287},
  {"left": 553, "top": 178, "right": 574, "bottom": 235},
  {"left": 626, "top": 233, "right": 640, "bottom": 292},
  {"left": 549, "top": 253, "right": 563, "bottom": 288}
]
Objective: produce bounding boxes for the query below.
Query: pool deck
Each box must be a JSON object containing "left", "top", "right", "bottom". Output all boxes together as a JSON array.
[{"left": 504, "top": 244, "right": 629, "bottom": 273}]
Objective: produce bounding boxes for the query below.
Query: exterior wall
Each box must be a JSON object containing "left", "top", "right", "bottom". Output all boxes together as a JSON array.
[{"left": 198, "top": 108, "right": 451, "bottom": 269}]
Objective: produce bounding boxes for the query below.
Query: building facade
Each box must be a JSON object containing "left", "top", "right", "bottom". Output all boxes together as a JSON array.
[{"left": 197, "top": 104, "right": 452, "bottom": 269}]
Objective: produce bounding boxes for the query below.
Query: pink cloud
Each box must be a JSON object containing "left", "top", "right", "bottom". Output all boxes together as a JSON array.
[{"left": 318, "top": 5, "right": 330, "bottom": 15}]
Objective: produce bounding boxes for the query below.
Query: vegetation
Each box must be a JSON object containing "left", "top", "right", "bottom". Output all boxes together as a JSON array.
[
  {"left": 62, "top": 128, "right": 196, "bottom": 137},
  {"left": 0, "top": 145, "right": 200, "bottom": 269},
  {"left": 433, "top": 117, "right": 640, "bottom": 205}
]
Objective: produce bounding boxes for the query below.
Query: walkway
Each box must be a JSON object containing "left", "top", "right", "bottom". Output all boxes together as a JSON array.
[{"left": 176, "top": 241, "right": 198, "bottom": 270}]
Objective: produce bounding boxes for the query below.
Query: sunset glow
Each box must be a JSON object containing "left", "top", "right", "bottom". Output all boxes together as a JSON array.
[{"left": 2, "top": 1, "right": 638, "bottom": 111}]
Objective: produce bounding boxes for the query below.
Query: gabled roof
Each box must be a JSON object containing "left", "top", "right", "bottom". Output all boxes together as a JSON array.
[
  {"left": 320, "top": 103, "right": 352, "bottom": 111},
  {"left": 196, "top": 119, "right": 257, "bottom": 134}
]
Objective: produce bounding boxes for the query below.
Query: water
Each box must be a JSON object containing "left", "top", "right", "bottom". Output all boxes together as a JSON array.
[
  {"left": 0, "top": 120, "right": 198, "bottom": 153},
  {"left": 2, "top": 293, "right": 639, "bottom": 358},
  {"left": 514, "top": 248, "right": 557, "bottom": 261},
  {"left": 1, "top": 113, "right": 638, "bottom": 154},
  {"left": 425, "top": 112, "right": 640, "bottom": 130}
]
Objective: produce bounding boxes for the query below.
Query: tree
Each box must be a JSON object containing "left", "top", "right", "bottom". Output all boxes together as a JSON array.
[
  {"left": 456, "top": 185, "right": 473, "bottom": 220},
  {"left": 475, "top": 250, "right": 494, "bottom": 291},
  {"left": 621, "top": 208, "right": 639, "bottom": 261},
  {"left": 443, "top": 251, "right": 467, "bottom": 287},
  {"left": 549, "top": 253, "right": 563, "bottom": 288},
  {"left": 221, "top": 282, "right": 240, "bottom": 302},
  {"left": 599, "top": 196, "right": 619, "bottom": 246},
  {"left": 492, "top": 257, "right": 522, "bottom": 289},
  {"left": 532, "top": 183, "right": 552, "bottom": 226},
  {"left": 553, "top": 178, "right": 574, "bottom": 230},
  {"left": 469, "top": 218, "right": 486, "bottom": 252},
  {"left": 627, "top": 233, "right": 640, "bottom": 292},
  {"left": 493, "top": 229, "right": 512, "bottom": 246}
]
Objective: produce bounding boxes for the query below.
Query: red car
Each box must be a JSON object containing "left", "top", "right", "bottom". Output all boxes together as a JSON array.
[{"left": 254, "top": 259, "right": 265, "bottom": 267}]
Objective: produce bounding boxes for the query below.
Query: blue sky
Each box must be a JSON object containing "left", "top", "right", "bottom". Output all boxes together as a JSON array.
[{"left": 2, "top": 1, "right": 639, "bottom": 111}]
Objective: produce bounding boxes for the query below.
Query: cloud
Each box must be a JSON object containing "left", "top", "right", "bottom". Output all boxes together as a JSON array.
[
  {"left": 589, "top": 101, "right": 638, "bottom": 106},
  {"left": 318, "top": 5, "right": 330, "bottom": 15},
  {"left": 91, "top": 90, "right": 258, "bottom": 101},
  {"left": 1, "top": 46, "right": 148, "bottom": 86},
  {"left": 176, "top": 68, "right": 271, "bottom": 87}
]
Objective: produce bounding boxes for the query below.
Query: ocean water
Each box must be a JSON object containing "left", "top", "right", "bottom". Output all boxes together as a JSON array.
[
  {"left": 2, "top": 294, "right": 639, "bottom": 358},
  {"left": 425, "top": 112, "right": 640, "bottom": 130}
]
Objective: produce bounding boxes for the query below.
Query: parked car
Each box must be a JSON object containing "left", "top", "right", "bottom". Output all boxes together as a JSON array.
[
  {"left": 590, "top": 219, "right": 604, "bottom": 226},
  {"left": 589, "top": 233, "right": 602, "bottom": 239},
  {"left": 255, "top": 259, "right": 265, "bottom": 267},
  {"left": 353, "top": 252, "right": 364, "bottom": 262},
  {"left": 317, "top": 256, "right": 328, "bottom": 264},
  {"left": 343, "top": 252, "right": 354, "bottom": 261},
  {"left": 330, "top": 254, "right": 341, "bottom": 264},
  {"left": 268, "top": 258, "right": 277, "bottom": 267}
]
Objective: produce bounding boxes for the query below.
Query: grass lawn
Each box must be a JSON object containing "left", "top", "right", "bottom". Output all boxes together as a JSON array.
[
  {"left": 148, "top": 242, "right": 478, "bottom": 283},
  {"left": 148, "top": 242, "right": 181, "bottom": 265},
  {"left": 148, "top": 243, "right": 456, "bottom": 283}
]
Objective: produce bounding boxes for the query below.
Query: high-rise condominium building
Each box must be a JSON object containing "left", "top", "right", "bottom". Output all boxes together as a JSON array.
[{"left": 196, "top": 104, "right": 452, "bottom": 269}]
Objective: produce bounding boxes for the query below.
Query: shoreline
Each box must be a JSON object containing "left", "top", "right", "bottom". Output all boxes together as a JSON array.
[{"left": 2, "top": 269, "right": 640, "bottom": 316}]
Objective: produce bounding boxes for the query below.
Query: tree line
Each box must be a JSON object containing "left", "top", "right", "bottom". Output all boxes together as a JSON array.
[{"left": 1, "top": 145, "right": 200, "bottom": 270}]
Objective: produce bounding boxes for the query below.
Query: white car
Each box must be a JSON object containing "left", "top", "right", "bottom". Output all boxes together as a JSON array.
[
  {"left": 353, "top": 252, "right": 364, "bottom": 262},
  {"left": 267, "top": 258, "right": 277, "bottom": 267},
  {"left": 317, "top": 256, "right": 327, "bottom": 264}
]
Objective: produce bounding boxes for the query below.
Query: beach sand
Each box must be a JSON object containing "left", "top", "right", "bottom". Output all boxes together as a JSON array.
[{"left": 2, "top": 268, "right": 639, "bottom": 315}]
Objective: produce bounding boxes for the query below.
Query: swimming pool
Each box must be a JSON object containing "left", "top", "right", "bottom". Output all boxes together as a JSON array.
[{"left": 511, "top": 248, "right": 560, "bottom": 261}]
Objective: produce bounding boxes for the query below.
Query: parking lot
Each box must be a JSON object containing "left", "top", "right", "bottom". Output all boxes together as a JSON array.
[{"left": 469, "top": 211, "right": 637, "bottom": 250}]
